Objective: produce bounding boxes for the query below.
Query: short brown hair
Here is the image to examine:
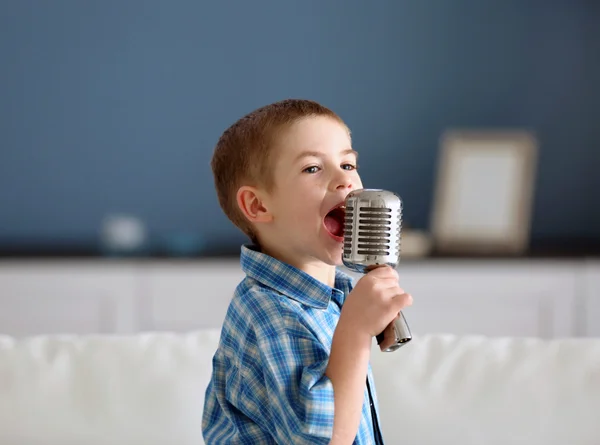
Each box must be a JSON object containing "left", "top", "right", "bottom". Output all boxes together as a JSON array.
[{"left": 211, "top": 98, "right": 345, "bottom": 243}]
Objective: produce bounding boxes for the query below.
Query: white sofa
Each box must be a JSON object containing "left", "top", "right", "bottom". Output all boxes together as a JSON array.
[{"left": 0, "top": 330, "right": 599, "bottom": 445}]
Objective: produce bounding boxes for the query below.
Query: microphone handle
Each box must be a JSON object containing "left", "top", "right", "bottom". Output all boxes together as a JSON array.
[{"left": 375, "top": 311, "right": 411, "bottom": 352}]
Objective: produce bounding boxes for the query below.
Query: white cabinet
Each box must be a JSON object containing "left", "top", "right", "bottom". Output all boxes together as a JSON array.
[
  {"left": 0, "top": 261, "right": 137, "bottom": 337},
  {"left": 136, "top": 260, "right": 245, "bottom": 332},
  {"left": 345, "top": 260, "right": 580, "bottom": 339},
  {"left": 0, "top": 258, "right": 595, "bottom": 339}
]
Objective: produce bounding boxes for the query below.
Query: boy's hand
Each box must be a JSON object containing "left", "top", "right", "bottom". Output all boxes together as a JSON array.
[{"left": 341, "top": 266, "right": 412, "bottom": 341}]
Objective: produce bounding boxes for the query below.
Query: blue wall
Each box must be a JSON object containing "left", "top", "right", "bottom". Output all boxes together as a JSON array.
[{"left": 0, "top": 1, "right": 597, "bottom": 252}]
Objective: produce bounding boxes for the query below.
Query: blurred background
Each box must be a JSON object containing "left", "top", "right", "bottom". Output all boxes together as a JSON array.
[{"left": 0, "top": 0, "right": 598, "bottom": 338}]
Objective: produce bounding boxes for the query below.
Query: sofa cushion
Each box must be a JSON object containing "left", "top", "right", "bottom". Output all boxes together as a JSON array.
[
  {"left": 370, "top": 334, "right": 600, "bottom": 445},
  {"left": 1, "top": 331, "right": 599, "bottom": 445},
  {"left": 0, "top": 330, "right": 221, "bottom": 445}
]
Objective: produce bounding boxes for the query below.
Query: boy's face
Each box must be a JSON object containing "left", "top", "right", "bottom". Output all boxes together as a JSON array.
[{"left": 256, "top": 116, "right": 363, "bottom": 267}]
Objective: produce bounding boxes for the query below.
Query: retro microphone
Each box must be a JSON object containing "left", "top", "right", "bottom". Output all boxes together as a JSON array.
[{"left": 342, "top": 188, "right": 412, "bottom": 352}]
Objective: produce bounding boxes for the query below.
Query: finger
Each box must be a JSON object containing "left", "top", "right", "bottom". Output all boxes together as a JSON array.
[
  {"left": 370, "top": 271, "right": 400, "bottom": 288},
  {"left": 391, "top": 292, "right": 413, "bottom": 309},
  {"left": 367, "top": 265, "right": 398, "bottom": 280},
  {"left": 381, "top": 286, "right": 406, "bottom": 297}
]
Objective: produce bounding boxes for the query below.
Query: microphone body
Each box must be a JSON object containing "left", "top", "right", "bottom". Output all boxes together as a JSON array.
[{"left": 342, "top": 188, "right": 412, "bottom": 352}]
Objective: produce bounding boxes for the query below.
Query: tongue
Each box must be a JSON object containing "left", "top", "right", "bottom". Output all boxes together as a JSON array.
[{"left": 325, "top": 213, "right": 343, "bottom": 237}]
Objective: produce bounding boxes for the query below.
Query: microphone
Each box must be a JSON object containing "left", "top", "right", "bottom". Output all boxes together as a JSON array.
[{"left": 342, "top": 188, "right": 412, "bottom": 352}]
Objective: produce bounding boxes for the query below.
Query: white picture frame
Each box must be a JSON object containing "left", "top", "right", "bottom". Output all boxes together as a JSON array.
[{"left": 430, "top": 129, "right": 538, "bottom": 255}]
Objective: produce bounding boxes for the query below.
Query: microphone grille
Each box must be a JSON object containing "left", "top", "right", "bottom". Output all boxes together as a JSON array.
[{"left": 342, "top": 189, "right": 402, "bottom": 272}]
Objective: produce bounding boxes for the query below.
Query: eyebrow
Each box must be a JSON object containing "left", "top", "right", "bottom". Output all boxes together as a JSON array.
[{"left": 294, "top": 148, "right": 358, "bottom": 163}]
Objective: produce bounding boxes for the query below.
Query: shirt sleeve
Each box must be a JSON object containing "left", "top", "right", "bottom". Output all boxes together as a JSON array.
[{"left": 241, "top": 317, "right": 336, "bottom": 444}]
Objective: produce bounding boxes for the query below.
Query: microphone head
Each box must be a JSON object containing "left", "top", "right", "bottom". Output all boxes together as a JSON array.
[{"left": 342, "top": 188, "right": 402, "bottom": 273}]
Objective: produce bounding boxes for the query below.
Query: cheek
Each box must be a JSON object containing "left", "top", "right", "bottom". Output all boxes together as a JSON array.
[
  {"left": 273, "top": 180, "right": 323, "bottom": 225},
  {"left": 284, "top": 196, "right": 321, "bottom": 225}
]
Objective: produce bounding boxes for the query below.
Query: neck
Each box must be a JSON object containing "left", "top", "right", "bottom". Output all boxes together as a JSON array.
[{"left": 258, "top": 243, "right": 337, "bottom": 288}]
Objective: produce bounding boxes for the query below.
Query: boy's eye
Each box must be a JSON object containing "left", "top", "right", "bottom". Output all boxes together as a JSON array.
[
  {"left": 303, "top": 166, "right": 320, "bottom": 174},
  {"left": 303, "top": 164, "right": 357, "bottom": 174}
]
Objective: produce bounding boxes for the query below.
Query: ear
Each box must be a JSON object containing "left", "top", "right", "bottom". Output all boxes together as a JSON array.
[{"left": 236, "top": 186, "right": 273, "bottom": 224}]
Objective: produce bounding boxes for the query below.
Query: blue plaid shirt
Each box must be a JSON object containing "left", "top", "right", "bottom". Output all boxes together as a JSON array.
[{"left": 202, "top": 245, "right": 384, "bottom": 444}]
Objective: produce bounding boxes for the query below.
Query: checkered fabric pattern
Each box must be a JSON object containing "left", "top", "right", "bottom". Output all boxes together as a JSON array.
[{"left": 202, "top": 244, "right": 383, "bottom": 444}]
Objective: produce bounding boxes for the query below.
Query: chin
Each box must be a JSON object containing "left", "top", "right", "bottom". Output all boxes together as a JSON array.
[
  {"left": 317, "top": 254, "right": 343, "bottom": 268},
  {"left": 332, "top": 256, "right": 344, "bottom": 267}
]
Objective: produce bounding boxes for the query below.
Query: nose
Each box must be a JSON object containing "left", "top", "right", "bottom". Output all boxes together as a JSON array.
[{"left": 332, "top": 170, "right": 354, "bottom": 191}]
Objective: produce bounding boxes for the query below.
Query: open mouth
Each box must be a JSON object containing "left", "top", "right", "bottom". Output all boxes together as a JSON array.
[{"left": 324, "top": 204, "right": 345, "bottom": 239}]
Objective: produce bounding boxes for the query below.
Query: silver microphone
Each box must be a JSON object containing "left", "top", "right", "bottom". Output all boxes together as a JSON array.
[{"left": 342, "top": 188, "right": 412, "bottom": 352}]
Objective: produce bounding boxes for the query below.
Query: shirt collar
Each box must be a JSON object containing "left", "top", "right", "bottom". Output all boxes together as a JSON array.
[{"left": 240, "top": 244, "right": 354, "bottom": 309}]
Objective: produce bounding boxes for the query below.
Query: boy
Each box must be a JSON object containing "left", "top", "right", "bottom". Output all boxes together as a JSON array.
[{"left": 202, "top": 99, "right": 412, "bottom": 444}]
